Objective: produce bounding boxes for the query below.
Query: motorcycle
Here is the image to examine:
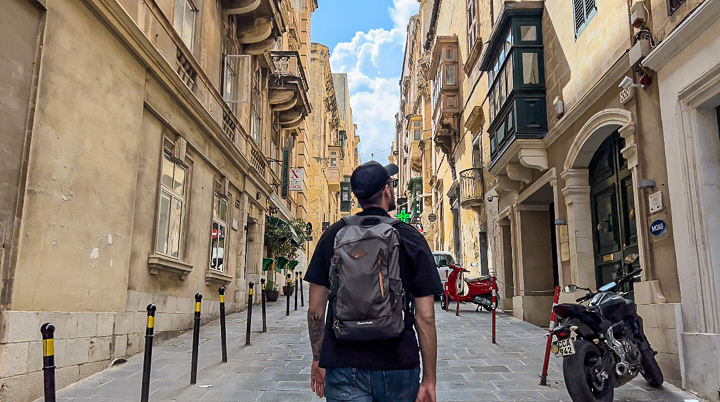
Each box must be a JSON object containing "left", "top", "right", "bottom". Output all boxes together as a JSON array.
[
  {"left": 440, "top": 263, "right": 497, "bottom": 312},
  {"left": 550, "top": 254, "right": 663, "bottom": 401}
]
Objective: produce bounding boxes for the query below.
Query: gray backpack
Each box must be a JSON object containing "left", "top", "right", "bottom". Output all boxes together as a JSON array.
[{"left": 329, "top": 215, "right": 406, "bottom": 341}]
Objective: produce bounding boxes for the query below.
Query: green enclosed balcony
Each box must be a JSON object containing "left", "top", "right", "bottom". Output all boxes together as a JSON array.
[{"left": 479, "top": 2, "right": 547, "bottom": 170}]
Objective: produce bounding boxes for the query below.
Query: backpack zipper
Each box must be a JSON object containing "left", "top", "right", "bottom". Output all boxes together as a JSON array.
[{"left": 377, "top": 250, "right": 385, "bottom": 298}]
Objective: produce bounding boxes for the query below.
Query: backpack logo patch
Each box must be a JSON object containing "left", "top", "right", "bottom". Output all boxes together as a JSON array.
[{"left": 349, "top": 249, "right": 368, "bottom": 259}]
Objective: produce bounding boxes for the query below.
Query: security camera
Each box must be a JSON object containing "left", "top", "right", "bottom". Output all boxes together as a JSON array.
[
  {"left": 487, "top": 195, "right": 495, "bottom": 202},
  {"left": 619, "top": 76, "right": 635, "bottom": 90}
]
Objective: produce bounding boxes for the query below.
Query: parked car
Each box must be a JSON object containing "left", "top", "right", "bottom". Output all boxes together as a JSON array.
[{"left": 433, "top": 251, "right": 455, "bottom": 291}]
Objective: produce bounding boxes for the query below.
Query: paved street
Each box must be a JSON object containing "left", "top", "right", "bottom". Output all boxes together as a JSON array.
[{"left": 47, "top": 289, "right": 700, "bottom": 402}]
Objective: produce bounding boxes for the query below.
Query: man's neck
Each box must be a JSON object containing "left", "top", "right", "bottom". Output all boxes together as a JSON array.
[{"left": 362, "top": 205, "right": 389, "bottom": 213}]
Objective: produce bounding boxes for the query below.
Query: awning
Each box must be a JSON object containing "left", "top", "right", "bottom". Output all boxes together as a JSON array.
[
  {"left": 270, "top": 193, "right": 294, "bottom": 221},
  {"left": 267, "top": 215, "right": 301, "bottom": 244}
]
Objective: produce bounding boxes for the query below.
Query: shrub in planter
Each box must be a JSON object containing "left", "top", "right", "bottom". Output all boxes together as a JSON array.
[{"left": 265, "top": 279, "right": 280, "bottom": 302}]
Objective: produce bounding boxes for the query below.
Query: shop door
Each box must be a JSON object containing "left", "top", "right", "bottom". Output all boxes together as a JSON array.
[{"left": 589, "top": 132, "right": 638, "bottom": 288}]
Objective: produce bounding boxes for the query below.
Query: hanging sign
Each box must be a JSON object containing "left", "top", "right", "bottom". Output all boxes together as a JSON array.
[
  {"left": 428, "top": 213, "right": 437, "bottom": 222},
  {"left": 289, "top": 168, "right": 303, "bottom": 191}
]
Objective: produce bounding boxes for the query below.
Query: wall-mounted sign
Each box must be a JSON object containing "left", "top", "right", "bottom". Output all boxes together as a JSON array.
[
  {"left": 428, "top": 213, "right": 437, "bottom": 222},
  {"left": 649, "top": 191, "right": 663, "bottom": 213},
  {"left": 650, "top": 220, "right": 667, "bottom": 236},
  {"left": 648, "top": 213, "right": 670, "bottom": 243},
  {"left": 289, "top": 168, "right": 303, "bottom": 191}
]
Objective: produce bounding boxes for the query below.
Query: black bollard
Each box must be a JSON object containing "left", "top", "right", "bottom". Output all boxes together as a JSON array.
[
  {"left": 300, "top": 271, "right": 304, "bottom": 307},
  {"left": 294, "top": 272, "right": 299, "bottom": 311},
  {"left": 286, "top": 274, "right": 291, "bottom": 316},
  {"left": 219, "top": 287, "right": 227, "bottom": 363},
  {"left": 245, "top": 282, "right": 254, "bottom": 346},
  {"left": 141, "top": 304, "right": 157, "bottom": 402},
  {"left": 261, "top": 278, "right": 267, "bottom": 332},
  {"left": 190, "top": 293, "right": 202, "bottom": 385},
  {"left": 40, "top": 323, "right": 56, "bottom": 402}
]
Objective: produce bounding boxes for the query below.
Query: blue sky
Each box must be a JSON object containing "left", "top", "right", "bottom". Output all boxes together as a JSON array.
[{"left": 312, "top": 0, "right": 419, "bottom": 164}]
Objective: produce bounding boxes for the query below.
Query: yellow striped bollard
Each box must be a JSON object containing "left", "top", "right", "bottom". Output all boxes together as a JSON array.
[
  {"left": 190, "top": 293, "right": 202, "bottom": 384},
  {"left": 40, "top": 323, "right": 56, "bottom": 402},
  {"left": 141, "top": 304, "right": 156, "bottom": 402}
]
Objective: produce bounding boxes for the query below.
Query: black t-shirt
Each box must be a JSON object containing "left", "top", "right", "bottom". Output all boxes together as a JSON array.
[{"left": 304, "top": 207, "right": 442, "bottom": 370}]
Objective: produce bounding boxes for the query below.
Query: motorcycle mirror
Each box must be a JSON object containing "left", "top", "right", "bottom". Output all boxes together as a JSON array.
[
  {"left": 564, "top": 285, "right": 578, "bottom": 293},
  {"left": 470, "top": 262, "right": 478, "bottom": 267},
  {"left": 624, "top": 253, "right": 639, "bottom": 264}
]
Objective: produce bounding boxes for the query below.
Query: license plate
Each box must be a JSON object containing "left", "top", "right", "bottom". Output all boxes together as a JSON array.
[{"left": 555, "top": 338, "right": 575, "bottom": 356}]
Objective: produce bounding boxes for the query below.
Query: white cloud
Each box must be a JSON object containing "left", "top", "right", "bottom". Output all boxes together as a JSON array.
[{"left": 329, "top": 0, "right": 419, "bottom": 164}]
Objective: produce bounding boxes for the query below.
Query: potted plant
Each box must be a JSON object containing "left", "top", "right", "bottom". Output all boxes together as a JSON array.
[{"left": 265, "top": 279, "right": 280, "bottom": 302}]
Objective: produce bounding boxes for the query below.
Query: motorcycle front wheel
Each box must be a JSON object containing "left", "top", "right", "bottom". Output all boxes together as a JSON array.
[
  {"left": 640, "top": 345, "right": 664, "bottom": 388},
  {"left": 563, "top": 339, "right": 614, "bottom": 402}
]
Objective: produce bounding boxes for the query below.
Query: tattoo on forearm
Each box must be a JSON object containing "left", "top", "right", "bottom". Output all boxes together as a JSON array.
[{"left": 308, "top": 311, "right": 325, "bottom": 361}]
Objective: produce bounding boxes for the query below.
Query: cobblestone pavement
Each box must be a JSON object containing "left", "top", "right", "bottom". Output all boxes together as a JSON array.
[{"left": 47, "top": 290, "right": 701, "bottom": 401}]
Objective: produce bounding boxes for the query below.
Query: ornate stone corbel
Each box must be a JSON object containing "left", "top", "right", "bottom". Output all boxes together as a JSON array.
[
  {"left": 619, "top": 123, "right": 638, "bottom": 169},
  {"left": 518, "top": 148, "right": 548, "bottom": 171},
  {"left": 493, "top": 174, "right": 519, "bottom": 194},
  {"left": 506, "top": 163, "right": 532, "bottom": 184}
]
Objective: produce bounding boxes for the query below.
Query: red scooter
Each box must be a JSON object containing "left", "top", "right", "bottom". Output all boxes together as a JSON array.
[{"left": 441, "top": 263, "right": 498, "bottom": 312}]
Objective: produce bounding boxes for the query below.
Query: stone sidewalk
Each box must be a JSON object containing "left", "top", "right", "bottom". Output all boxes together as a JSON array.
[{"left": 46, "top": 289, "right": 702, "bottom": 401}]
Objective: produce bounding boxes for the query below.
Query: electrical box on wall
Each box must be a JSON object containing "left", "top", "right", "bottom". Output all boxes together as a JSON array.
[
  {"left": 631, "top": 2, "right": 647, "bottom": 28},
  {"left": 629, "top": 39, "right": 652, "bottom": 66}
]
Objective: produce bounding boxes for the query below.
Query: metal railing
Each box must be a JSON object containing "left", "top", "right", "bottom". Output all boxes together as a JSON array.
[
  {"left": 459, "top": 167, "right": 485, "bottom": 209},
  {"left": 269, "top": 51, "right": 309, "bottom": 92}
]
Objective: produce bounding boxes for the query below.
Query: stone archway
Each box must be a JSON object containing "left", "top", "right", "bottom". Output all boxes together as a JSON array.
[
  {"left": 565, "top": 108, "right": 636, "bottom": 170},
  {"left": 561, "top": 109, "right": 638, "bottom": 289}
]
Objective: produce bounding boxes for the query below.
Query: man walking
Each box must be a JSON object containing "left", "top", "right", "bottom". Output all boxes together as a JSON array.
[{"left": 304, "top": 161, "right": 441, "bottom": 402}]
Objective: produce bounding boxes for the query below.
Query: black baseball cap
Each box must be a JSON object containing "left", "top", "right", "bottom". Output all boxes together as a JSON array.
[{"left": 350, "top": 161, "right": 399, "bottom": 201}]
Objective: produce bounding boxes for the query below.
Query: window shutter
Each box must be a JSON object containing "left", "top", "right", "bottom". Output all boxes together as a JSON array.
[
  {"left": 467, "top": 0, "right": 477, "bottom": 51},
  {"left": 585, "top": 0, "right": 596, "bottom": 16},
  {"left": 573, "top": 0, "right": 586, "bottom": 35}
]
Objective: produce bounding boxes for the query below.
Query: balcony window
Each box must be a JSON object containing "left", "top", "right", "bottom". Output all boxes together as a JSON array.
[
  {"left": 480, "top": 5, "right": 546, "bottom": 165},
  {"left": 431, "top": 39, "right": 459, "bottom": 112},
  {"left": 413, "top": 122, "right": 422, "bottom": 141},
  {"left": 522, "top": 53, "right": 540, "bottom": 85},
  {"left": 173, "top": 0, "right": 197, "bottom": 51},
  {"left": 251, "top": 69, "right": 263, "bottom": 147}
]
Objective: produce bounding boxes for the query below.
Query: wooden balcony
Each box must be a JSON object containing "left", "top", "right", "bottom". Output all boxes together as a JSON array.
[
  {"left": 327, "top": 167, "right": 340, "bottom": 192},
  {"left": 410, "top": 140, "right": 423, "bottom": 172}
]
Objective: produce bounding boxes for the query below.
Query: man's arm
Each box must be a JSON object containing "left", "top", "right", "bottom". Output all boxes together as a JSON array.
[
  {"left": 308, "top": 283, "right": 329, "bottom": 398},
  {"left": 414, "top": 295, "right": 437, "bottom": 402},
  {"left": 308, "top": 283, "right": 329, "bottom": 360}
]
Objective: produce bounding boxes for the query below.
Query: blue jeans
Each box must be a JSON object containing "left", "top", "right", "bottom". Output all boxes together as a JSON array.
[{"left": 324, "top": 367, "right": 420, "bottom": 402}]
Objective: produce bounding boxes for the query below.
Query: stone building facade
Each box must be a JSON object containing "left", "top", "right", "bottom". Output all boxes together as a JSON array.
[
  {"left": 0, "top": 0, "right": 316, "bottom": 400},
  {"left": 642, "top": 0, "right": 720, "bottom": 397},
  {"left": 305, "top": 45, "right": 360, "bottom": 252},
  {"left": 397, "top": 0, "right": 720, "bottom": 397}
]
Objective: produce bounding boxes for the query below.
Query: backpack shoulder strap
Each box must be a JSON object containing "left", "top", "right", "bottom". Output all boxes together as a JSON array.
[{"left": 341, "top": 215, "right": 364, "bottom": 226}]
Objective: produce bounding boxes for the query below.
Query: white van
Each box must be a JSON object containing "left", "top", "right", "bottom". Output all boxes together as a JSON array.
[{"left": 432, "top": 251, "right": 455, "bottom": 290}]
